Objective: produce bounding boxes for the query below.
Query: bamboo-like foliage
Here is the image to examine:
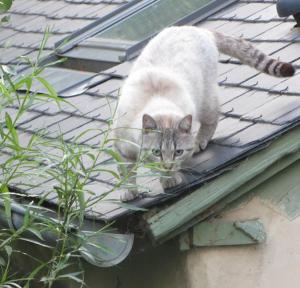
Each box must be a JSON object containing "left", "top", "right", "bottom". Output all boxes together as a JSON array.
[{"left": 0, "top": 17, "right": 157, "bottom": 288}]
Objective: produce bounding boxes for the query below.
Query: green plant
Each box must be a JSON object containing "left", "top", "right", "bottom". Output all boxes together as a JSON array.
[
  {"left": 0, "top": 22, "right": 163, "bottom": 287},
  {"left": 0, "top": 0, "right": 12, "bottom": 24},
  {"left": 0, "top": 1, "right": 168, "bottom": 284}
]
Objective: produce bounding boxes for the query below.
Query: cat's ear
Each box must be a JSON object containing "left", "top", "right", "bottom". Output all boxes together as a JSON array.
[
  {"left": 178, "top": 115, "right": 192, "bottom": 133},
  {"left": 143, "top": 114, "right": 157, "bottom": 131}
]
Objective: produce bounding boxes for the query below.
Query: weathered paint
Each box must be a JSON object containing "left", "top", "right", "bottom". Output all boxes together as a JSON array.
[
  {"left": 180, "top": 219, "right": 265, "bottom": 250},
  {"left": 234, "top": 219, "right": 266, "bottom": 243},
  {"left": 254, "top": 160, "right": 300, "bottom": 220},
  {"left": 147, "top": 126, "right": 300, "bottom": 243},
  {"left": 185, "top": 196, "right": 300, "bottom": 288}
]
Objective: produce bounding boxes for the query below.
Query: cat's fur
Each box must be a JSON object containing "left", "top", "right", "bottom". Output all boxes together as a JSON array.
[{"left": 113, "top": 26, "right": 295, "bottom": 201}]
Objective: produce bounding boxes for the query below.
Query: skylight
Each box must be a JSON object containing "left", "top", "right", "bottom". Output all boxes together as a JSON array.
[{"left": 58, "top": 0, "right": 237, "bottom": 67}]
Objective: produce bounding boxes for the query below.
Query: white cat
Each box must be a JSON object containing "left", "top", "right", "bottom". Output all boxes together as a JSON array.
[{"left": 113, "top": 26, "right": 295, "bottom": 201}]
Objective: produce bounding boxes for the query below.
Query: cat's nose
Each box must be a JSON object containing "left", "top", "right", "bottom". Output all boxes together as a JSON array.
[{"left": 163, "top": 163, "right": 173, "bottom": 170}]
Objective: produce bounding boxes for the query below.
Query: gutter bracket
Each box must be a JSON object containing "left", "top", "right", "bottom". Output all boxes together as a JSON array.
[{"left": 179, "top": 218, "right": 266, "bottom": 251}]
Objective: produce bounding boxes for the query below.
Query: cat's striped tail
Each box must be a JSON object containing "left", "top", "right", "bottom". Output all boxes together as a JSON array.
[{"left": 213, "top": 31, "right": 295, "bottom": 77}]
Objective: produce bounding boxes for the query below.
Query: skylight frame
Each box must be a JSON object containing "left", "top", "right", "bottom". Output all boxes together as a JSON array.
[{"left": 57, "top": 0, "right": 238, "bottom": 64}]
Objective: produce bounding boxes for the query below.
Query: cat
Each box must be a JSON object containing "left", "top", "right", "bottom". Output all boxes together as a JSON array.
[{"left": 113, "top": 26, "right": 295, "bottom": 201}]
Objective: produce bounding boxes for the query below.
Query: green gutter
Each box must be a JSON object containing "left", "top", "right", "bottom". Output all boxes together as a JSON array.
[{"left": 146, "top": 125, "right": 300, "bottom": 244}]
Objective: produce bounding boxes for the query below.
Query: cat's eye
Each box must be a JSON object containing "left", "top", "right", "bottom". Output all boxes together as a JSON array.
[
  {"left": 175, "top": 149, "right": 184, "bottom": 157},
  {"left": 152, "top": 149, "right": 161, "bottom": 157}
]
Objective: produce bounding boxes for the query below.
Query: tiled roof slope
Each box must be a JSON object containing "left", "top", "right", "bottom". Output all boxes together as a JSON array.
[
  {"left": 2, "top": 0, "right": 300, "bottom": 221},
  {"left": 0, "top": 0, "right": 128, "bottom": 65}
]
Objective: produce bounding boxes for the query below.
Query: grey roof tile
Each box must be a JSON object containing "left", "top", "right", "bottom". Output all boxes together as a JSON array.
[
  {"left": 93, "top": 3, "right": 120, "bottom": 17},
  {"left": 208, "top": 2, "right": 246, "bottom": 18},
  {"left": 51, "top": 3, "right": 106, "bottom": 19},
  {"left": 4, "top": 14, "right": 38, "bottom": 28},
  {"left": 0, "top": 29, "right": 18, "bottom": 42},
  {"left": 217, "top": 3, "right": 273, "bottom": 20},
  {"left": 184, "top": 144, "right": 245, "bottom": 175},
  {"left": 212, "top": 117, "right": 252, "bottom": 141},
  {"left": 88, "top": 79, "right": 122, "bottom": 97},
  {"left": 24, "top": 179, "right": 60, "bottom": 201},
  {"left": 218, "top": 62, "right": 238, "bottom": 76},
  {"left": 246, "top": 3, "right": 292, "bottom": 22},
  {"left": 70, "top": 95, "right": 116, "bottom": 117},
  {"left": 241, "top": 96, "right": 300, "bottom": 124},
  {"left": 268, "top": 72, "right": 300, "bottom": 95},
  {"left": 18, "top": 113, "right": 70, "bottom": 133},
  {"left": 218, "top": 64, "right": 258, "bottom": 84},
  {"left": 0, "top": 107, "right": 39, "bottom": 126},
  {"left": 10, "top": 0, "right": 37, "bottom": 13},
  {"left": 238, "top": 72, "right": 288, "bottom": 90},
  {"left": 0, "top": 47, "right": 33, "bottom": 64},
  {"left": 46, "top": 116, "right": 92, "bottom": 137},
  {"left": 219, "top": 86, "right": 250, "bottom": 104},
  {"left": 198, "top": 20, "right": 229, "bottom": 30},
  {"left": 28, "top": 67, "right": 94, "bottom": 94},
  {"left": 29, "top": 99, "right": 77, "bottom": 115},
  {"left": 52, "top": 19, "right": 94, "bottom": 34},
  {"left": 104, "top": 61, "right": 133, "bottom": 78},
  {"left": 221, "top": 90, "right": 277, "bottom": 117},
  {"left": 254, "top": 22, "right": 300, "bottom": 41},
  {"left": 5, "top": 32, "right": 45, "bottom": 48},
  {"left": 16, "top": 16, "right": 63, "bottom": 33},
  {"left": 270, "top": 43, "right": 300, "bottom": 63},
  {"left": 20, "top": 49, "right": 53, "bottom": 63},
  {"left": 24, "top": 1, "right": 68, "bottom": 14},
  {"left": 63, "top": 120, "right": 107, "bottom": 144},
  {"left": 0, "top": 0, "right": 125, "bottom": 63},
  {"left": 219, "top": 122, "right": 284, "bottom": 148},
  {"left": 252, "top": 41, "right": 290, "bottom": 55}
]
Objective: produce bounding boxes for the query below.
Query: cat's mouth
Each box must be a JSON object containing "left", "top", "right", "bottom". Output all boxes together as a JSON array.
[{"left": 161, "top": 167, "right": 178, "bottom": 173}]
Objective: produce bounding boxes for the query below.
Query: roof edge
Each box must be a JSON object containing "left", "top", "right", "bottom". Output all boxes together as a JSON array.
[{"left": 145, "top": 125, "right": 300, "bottom": 244}]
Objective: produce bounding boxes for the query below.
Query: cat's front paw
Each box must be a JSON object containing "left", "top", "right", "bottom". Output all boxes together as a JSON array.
[
  {"left": 120, "top": 189, "right": 139, "bottom": 202},
  {"left": 193, "top": 140, "right": 208, "bottom": 154},
  {"left": 193, "top": 145, "right": 201, "bottom": 154},
  {"left": 161, "top": 173, "right": 183, "bottom": 189},
  {"left": 199, "top": 139, "right": 209, "bottom": 150}
]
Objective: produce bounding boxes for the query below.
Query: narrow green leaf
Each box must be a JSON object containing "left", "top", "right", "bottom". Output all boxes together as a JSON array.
[
  {"left": 36, "top": 76, "right": 57, "bottom": 98},
  {"left": 0, "top": 0, "right": 12, "bottom": 12},
  {"left": 5, "top": 112, "right": 19, "bottom": 147},
  {"left": 27, "top": 228, "right": 45, "bottom": 241},
  {"left": 19, "top": 237, "right": 52, "bottom": 249},
  {"left": 0, "top": 256, "right": 5, "bottom": 266},
  {"left": 4, "top": 245, "right": 12, "bottom": 257},
  {"left": 1, "top": 185, "right": 13, "bottom": 230}
]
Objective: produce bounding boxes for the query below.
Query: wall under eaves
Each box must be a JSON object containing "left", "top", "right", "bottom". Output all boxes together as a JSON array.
[{"left": 78, "top": 160, "right": 300, "bottom": 288}]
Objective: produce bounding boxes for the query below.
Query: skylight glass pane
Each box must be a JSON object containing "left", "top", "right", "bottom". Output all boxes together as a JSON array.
[{"left": 96, "top": 0, "right": 212, "bottom": 42}]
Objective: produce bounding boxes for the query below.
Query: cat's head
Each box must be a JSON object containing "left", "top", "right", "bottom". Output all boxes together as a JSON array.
[{"left": 141, "top": 114, "right": 195, "bottom": 171}]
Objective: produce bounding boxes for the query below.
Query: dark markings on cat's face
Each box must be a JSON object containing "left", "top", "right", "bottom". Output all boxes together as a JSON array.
[{"left": 142, "top": 114, "right": 194, "bottom": 171}]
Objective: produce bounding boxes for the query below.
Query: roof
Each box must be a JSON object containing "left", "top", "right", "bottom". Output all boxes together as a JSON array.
[
  {"left": 1, "top": 0, "right": 300, "bottom": 241},
  {"left": 0, "top": 0, "right": 128, "bottom": 65}
]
